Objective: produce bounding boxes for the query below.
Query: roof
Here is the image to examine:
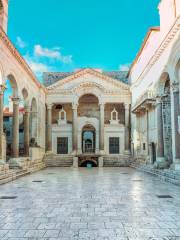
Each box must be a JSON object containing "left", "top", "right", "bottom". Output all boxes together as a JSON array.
[
  {"left": 43, "top": 69, "right": 129, "bottom": 87},
  {"left": 3, "top": 107, "right": 24, "bottom": 117}
]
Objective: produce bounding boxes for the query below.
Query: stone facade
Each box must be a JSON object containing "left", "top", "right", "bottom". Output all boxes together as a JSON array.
[
  {"left": 130, "top": 0, "right": 180, "bottom": 170},
  {"left": 45, "top": 68, "right": 131, "bottom": 167},
  {"left": 0, "top": 0, "right": 180, "bottom": 181}
]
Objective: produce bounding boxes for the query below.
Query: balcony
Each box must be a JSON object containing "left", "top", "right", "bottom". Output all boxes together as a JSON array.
[{"left": 132, "top": 90, "right": 156, "bottom": 113}]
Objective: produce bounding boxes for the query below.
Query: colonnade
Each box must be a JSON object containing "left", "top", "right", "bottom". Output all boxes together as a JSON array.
[{"left": 46, "top": 102, "right": 131, "bottom": 155}]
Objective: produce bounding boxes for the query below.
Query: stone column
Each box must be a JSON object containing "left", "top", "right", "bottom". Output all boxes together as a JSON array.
[
  {"left": 0, "top": 85, "right": 6, "bottom": 163},
  {"left": 99, "top": 103, "right": 105, "bottom": 153},
  {"left": 46, "top": 104, "right": 52, "bottom": 152},
  {"left": 24, "top": 106, "right": 30, "bottom": 156},
  {"left": 171, "top": 82, "right": 180, "bottom": 169},
  {"left": 12, "top": 97, "right": 20, "bottom": 158},
  {"left": 72, "top": 103, "right": 78, "bottom": 153},
  {"left": 124, "top": 103, "right": 131, "bottom": 153},
  {"left": 156, "top": 96, "right": 165, "bottom": 162}
]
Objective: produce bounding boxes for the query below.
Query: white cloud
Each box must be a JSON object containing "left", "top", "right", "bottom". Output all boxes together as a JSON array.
[
  {"left": 119, "top": 64, "right": 130, "bottom": 71},
  {"left": 34, "top": 44, "right": 72, "bottom": 64},
  {"left": 16, "top": 36, "right": 27, "bottom": 48},
  {"left": 24, "top": 55, "right": 51, "bottom": 76}
]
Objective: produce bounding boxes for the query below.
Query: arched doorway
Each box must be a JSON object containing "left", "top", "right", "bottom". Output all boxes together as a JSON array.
[{"left": 82, "top": 125, "right": 96, "bottom": 153}]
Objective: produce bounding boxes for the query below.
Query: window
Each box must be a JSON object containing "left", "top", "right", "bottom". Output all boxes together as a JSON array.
[
  {"left": 19, "top": 129, "right": 24, "bottom": 133},
  {"left": 109, "top": 137, "right": 119, "bottom": 154},
  {"left": 57, "top": 137, "right": 68, "bottom": 154},
  {"left": 143, "top": 143, "right": 146, "bottom": 150}
]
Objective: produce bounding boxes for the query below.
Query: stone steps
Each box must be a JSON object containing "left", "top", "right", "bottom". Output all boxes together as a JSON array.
[
  {"left": 44, "top": 154, "right": 73, "bottom": 167},
  {"left": 130, "top": 162, "right": 180, "bottom": 186},
  {"left": 103, "top": 155, "right": 131, "bottom": 167}
]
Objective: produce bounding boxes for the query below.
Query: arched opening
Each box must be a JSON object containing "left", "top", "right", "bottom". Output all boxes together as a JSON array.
[
  {"left": 78, "top": 94, "right": 99, "bottom": 118},
  {"left": 80, "top": 159, "right": 98, "bottom": 167},
  {"left": 3, "top": 74, "right": 19, "bottom": 159},
  {"left": 160, "top": 73, "right": 172, "bottom": 162},
  {"left": 82, "top": 124, "right": 96, "bottom": 153},
  {"left": 30, "top": 98, "right": 38, "bottom": 146}
]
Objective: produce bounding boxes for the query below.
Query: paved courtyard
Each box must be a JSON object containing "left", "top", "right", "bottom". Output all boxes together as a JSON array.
[{"left": 0, "top": 167, "right": 180, "bottom": 240}]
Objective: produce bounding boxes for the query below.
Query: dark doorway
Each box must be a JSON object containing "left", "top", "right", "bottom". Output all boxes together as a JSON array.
[
  {"left": 57, "top": 137, "right": 68, "bottom": 154},
  {"left": 82, "top": 125, "right": 95, "bottom": 153},
  {"left": 80, "top": 160, "right": 97, "bottom": 167},
  {"left": 151, "top": 142, "right": 156, "bottom": 164}
]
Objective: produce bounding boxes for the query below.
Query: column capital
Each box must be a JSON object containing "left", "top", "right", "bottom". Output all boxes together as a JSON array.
[
  {"left": 72, "top": 103, "right": 78, "bottom": 110},
  {"left": 124, "top": 103, "right": 130, "bottom": 110},
  {"left": 155, "top": 95, "right": 163, "bottom": 104},
  {"left": 99, "top": 102, "right": 105, "bottom": 109},
  {"left": 11, "top": 97, "right": 20, "bottom": 105},
  {"left": 47, "top": 103, "right": 53, "bottom": 110},
  {"left": 171, "top": 82, "right": 179, "bottom": 93},
  {"left": 24, "top": 105, "right": 31, "bottom": 113},
  {"left": 0, "top": 84, "right": 6, "bottom": 95}
]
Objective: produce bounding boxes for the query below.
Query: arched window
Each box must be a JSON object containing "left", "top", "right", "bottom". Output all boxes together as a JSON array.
[{"left": 110, "top": 108, "right": 119, "bottom": 124}]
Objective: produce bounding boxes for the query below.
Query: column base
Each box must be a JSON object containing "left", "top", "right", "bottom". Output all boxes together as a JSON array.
[
  {"left": 99, "top": 150, "right": 105, "bottom": 155},
  {"left": 0, "top": 160, "right": 5, "bottom": 165},
  {"left": 154, "top": 157, "right": 169, "bottom": 169},
  {"left": 124, "top": 149, "right": 131, "bottom": 155},
  {"left": 98, "top": 157, "right": 104, "bottom": 168},
  {"left": 73, "top": 157, "right": 78, "bottom": 168},
  {"left": 171, "top": 159, "right": 180, "bottom": 171}
]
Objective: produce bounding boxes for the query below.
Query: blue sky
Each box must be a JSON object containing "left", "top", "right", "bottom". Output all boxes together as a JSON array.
[{"left": 7, "top": 0, "right": 160, "bottom": 82}]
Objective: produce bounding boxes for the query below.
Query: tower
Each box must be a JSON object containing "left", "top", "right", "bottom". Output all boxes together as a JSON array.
[
  {"left": 158, "top": 0, "right": 180, "bottom": 35},
  {"left": 0, "top": 0, "right": 8, "bottom": 33}
]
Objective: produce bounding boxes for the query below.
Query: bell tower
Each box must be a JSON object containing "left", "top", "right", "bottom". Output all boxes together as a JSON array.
[{"left": 0, "top": 0, "right": 8, "bottom": 33}]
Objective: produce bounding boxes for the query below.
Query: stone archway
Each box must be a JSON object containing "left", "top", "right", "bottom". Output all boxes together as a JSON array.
[{"left": 82, "top": 124, "right": 96, "bottom": 153}]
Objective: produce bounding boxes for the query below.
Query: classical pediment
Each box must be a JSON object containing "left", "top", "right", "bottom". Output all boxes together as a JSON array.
[{"left": 47, "top": 68, "right": 130, "bottom": 94}]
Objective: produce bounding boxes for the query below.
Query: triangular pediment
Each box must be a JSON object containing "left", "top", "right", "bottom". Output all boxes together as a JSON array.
[{"left": 47, "top": 68, "right": 130, "bottom": 93}]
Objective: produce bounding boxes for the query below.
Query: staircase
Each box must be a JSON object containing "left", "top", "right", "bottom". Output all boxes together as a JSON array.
[
  {"left": 44, "top": 154, "right": 73, "bottom": 167},
  {"left": 103, "top": 155, "right": 131, "bottom": 167},
  {"left": 130, "top": 161, "right": 180, "bottom": 186}
]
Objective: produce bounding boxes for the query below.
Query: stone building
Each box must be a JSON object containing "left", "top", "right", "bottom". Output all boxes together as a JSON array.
[
  {"left": 44, "top": 69, "right": 131, "bottom": 167},
  {"left": 0, "top": 0, "right": 180, "bottom": 180},
  {"left": 130, "top": 0, "right": 180, "bottom": 170}
]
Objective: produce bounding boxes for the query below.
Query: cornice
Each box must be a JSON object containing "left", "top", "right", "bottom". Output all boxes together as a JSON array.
[
  {"left": 0, "top": 27, "right": 46, "bottom": 92},
  {"left": 130, "top": 16, "right": 180, "bottom": 87}
]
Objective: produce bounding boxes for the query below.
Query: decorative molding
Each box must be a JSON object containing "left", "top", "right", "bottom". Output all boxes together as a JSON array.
[
  {"left": 171, "top": 81, "right": 179, "bottom": 93},
  {"left": 47, "top": 68, "right": 130, "bottom": 91},
  {"left": 131, "top": 16, "right": 180, "bottom": 87},
  {"left": 0, "top": 27, "right": 45, "bottom": 91}
]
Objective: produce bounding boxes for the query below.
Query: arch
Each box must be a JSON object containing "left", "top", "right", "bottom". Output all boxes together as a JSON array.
[
  {"left": 74, "top": 82, "right": 103, "bottom": 102},
  {"left": 78, "top": 93, "right": 99, "bottom": 104},
  {"left": 175, "top": 59, "right": 180, "bottom": 82},
  {"left": 82, "top": 124, "right": 96, "bottom": 153},
  {"left": 80, "top": 159, "right": 98, "bottom": 167},
  {"left": 157, "top": 72, "right": 170, "bottom": 95},
  {"left": 6, "top": 74, "right": 18, "bottom": 97},
  {"left": 30, "top": 97, "right": 38, "bottom": 145}
]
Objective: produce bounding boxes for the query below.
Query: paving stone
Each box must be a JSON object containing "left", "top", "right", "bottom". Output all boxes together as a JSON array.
[{"left": 0, "top": 167, "right": 180, "bottom": 240}]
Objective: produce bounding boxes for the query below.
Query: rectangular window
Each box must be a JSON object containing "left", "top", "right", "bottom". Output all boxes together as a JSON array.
[
  {"left": 143, "top": 143, "right": 146, "bottom": 150},
  {"left": 109, "top": 137, "right": 119, "bottom": 154},
  {"left": 57, "top": 137, "right": 68, "bottom": 154}
]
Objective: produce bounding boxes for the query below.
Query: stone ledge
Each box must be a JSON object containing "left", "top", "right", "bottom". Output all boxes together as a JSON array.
[{"left": 130, "top": 162, "right": 180, "bottom": 186}]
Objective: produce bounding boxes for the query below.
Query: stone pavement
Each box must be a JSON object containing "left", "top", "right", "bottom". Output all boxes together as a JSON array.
[{"left": 0, "top": 167, "right": 180, "bottom": 240}]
